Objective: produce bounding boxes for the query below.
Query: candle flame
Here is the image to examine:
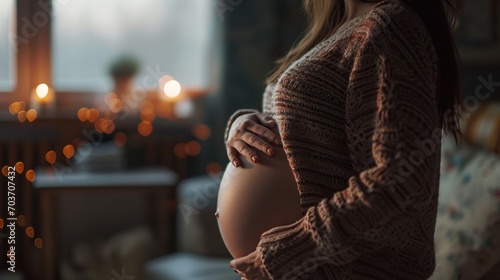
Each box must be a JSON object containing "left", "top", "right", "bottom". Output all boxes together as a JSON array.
[
  {"left": 36, "top": 83, "right": 49, "bottom": 99},
  {"left": 163, "top": 80, "right": 181, "bottom": 98}
]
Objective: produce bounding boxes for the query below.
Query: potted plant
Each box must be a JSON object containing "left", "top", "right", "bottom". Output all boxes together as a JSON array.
[{"left": 108, "top": 55, "right": 140, "bottom": 98}]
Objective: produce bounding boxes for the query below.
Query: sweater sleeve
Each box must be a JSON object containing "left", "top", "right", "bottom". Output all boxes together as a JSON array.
[{"left": 256, "top": 34, "right": 441, "bottom": 279}]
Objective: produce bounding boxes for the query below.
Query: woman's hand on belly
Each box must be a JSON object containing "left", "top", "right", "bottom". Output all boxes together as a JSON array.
[
  {"left": 226, "top": 112, "right": 282, "bottom": 167},
  {"left": 230, "top": 250, "right": 271, "bottom": 280}
]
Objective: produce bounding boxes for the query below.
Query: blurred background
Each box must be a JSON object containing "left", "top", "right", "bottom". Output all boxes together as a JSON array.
[{"left": 0, "top": 0, "right": 499, "bottom": 279}]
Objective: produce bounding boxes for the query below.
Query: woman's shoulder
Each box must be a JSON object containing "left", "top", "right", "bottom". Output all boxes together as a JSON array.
[{"left": 349, "top": 0, "right": 438, "bottom": 63}]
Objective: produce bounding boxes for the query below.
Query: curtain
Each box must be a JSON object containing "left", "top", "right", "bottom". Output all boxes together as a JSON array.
[{"left": 201, "top": 0, "right": 306, "bottom": 169}]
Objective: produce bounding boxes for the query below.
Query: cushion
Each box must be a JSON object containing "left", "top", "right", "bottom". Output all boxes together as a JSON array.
[
  {"left": 176, "top": 173, "right": 230, "bottom": 257},
  {"left": 464, "top": 102, "right": 500, "bottom": 154},
  {"left": 431, "top": 137, "right": 500, "bottom": 279}
]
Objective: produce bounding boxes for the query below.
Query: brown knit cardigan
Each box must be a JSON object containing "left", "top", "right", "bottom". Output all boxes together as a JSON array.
[{"left": 224, "top": 1, "right": 442, "bottom": 279}]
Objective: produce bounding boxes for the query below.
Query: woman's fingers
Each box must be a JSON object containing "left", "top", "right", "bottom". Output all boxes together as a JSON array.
[
  {"left": 242, "top": 131, "right": 275, "bottom": 156},
  {"left": 233, "top": 139, "right": 260, "bottom": 163},
  {"left": 242, "top": 120, "right": 281, "bottom": 146},
  {"left": 226, "top": 146, "right": 241, "bottom": 167},
  {"left": 256, "top": 114, "right": 277, "bottom": 129}
]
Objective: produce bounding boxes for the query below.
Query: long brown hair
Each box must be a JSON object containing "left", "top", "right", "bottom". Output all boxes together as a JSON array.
[{"left": 266, "top": 0, "right": 464, "bottom": 142}]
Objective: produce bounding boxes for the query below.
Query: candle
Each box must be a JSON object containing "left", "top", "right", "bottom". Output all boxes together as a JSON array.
[{"left": 30, "top": 83, "right": 55, "bottom": 114}]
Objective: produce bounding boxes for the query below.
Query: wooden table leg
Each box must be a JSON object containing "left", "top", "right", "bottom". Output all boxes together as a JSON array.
[{"left": 40, "top": 191, "right": 57, "bottom": 280}]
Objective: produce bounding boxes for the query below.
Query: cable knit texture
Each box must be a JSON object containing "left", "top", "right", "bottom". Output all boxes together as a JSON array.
[{"left": 225, "top": 1, "right": 442, "bottom": 279}]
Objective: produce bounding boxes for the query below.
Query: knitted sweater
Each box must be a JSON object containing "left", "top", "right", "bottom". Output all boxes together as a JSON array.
[{"left": 224, "top": 1, "right": 442, "bottom": 279}]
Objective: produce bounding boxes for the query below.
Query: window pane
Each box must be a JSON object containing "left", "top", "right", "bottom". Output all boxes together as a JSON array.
[
  {"left": 52, "top": 0, "right": 213, "bottom": 92},
  {"left": 0, "top": 0, "right": 15, "bottom": 91}
]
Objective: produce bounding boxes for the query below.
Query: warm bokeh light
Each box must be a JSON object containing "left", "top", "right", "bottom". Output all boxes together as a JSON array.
[
  {"left": 141, "top": 100, "right": 155, "bottom": 110},
  {"left": 77, "top": 108, "right": 88, "bottom": 122},
  {"left": 45, "top": 151, "right": 56, "bottom": 164},
  {"left": 174, "top": 100, "right": 194, "bottom": 118},
  {"left": 192, "top": 123, "right": 211, "bottom": 140},
  {"left": 174, "top": 143, "right": 187, "bottom": 158},
  {"left": 8, "top": 102, "right": 23, "bottom": 115},
  {"left": 104, "top": 92, "right": 117, "bottom": 105},
  {"left": 15, "top": 162, "right": 24, "bottom": 173},
  {"left": 63, "top": 145, "right": 75, "bottom": 159},
  {"left": 26, "top": 170, "right": 36, "bottom": 182},
  {"left": 114, "top": 132, "right": 127, "bottom": 147},
  {"left": 108, "top": 98, "right": 123, "bottom": 113},
  {"left": 34, "top": 238, "right": 43, "bottom": 249},
  {"left": 19, "top": 101, "right": 26, "bottom": 111},
  {"left": 102, "top": 109, "right": 111, "bottom": 119},
  {"left": 206, "top": 162, "right": 223, "bottom": 175},
  {"left": 36, "top": 83, "right": 49, "bottom": 99},
  {"left": 98, "top": 119, "right": 115, "bottom": 134},
  {"left": 17, "top": 110, "right": 27, "bottom": 123},
  {"left": 17, "top": 215, "right": 27, "bottom": 227},
  {"left": 156, "top": 103, "right": 173, "bottom": 119},
  {"left": 26, "top": 227, "right": 35, "bottom": 238},
  {"left": 185, "top": 141, "right": 201, "bottom": 156},
  {"left": 2, "top": 166, "right": 8, "bottom": 177},
  {"left": 94, "top": 118, "right": 104, "bottom": 133},
  {"left": 8, "top": 102, "right": 17, "bottom": 115},
  {"left": 86, "top": 108, "right": 99, "bottom": 123},
  {"left": 140, "top": 108, "right": 156, "bottom": 122},
  {"left": 163, "top": 80, "right": 181, "bottom": 98},
  {"left": 0, "top": 218, "right": 4, "bottom": 229},
  {"left": 138, "top": 121, "right": 153, "bottom": 137},
  {"left": 104, "top": 119, "right": 114, "bottom": 134},
  {"left": 26, "top": 109, "right": 38, "bottom": 122}
]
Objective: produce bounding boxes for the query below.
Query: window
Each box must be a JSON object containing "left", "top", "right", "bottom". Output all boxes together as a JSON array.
[
  {"left": 0, "top": 0, "right": 16, "bottom": 91},
  {"left": 52, "top": 0, "right": 214, "bottom": 92}
]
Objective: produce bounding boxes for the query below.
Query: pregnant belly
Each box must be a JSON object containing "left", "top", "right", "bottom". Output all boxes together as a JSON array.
[{"left": 216, "top": 147, "right": 302, "bottom": 258}]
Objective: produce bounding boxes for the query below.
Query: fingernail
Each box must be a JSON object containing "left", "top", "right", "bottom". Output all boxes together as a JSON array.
[
  {"left": 275, "top": 138, "right": 281, "bottom": 145},
  {"left": 252, "top": 156, "right": 258, "bottom": 163},
  {"left": 232, "top": 160, "right": 239, "bottom": 167}
]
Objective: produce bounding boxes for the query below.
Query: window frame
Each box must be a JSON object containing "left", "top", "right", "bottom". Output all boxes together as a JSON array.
[
  {"left": 0, "top": 0, "right": 52, "bottom": 109},
  {"left": 1, "top": 0, "right": 215, "bottom": 114}
]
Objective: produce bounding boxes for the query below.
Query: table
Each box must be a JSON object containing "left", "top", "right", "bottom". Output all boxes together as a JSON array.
[{"left": 34, "top": 168, "right": 178, "bottom": 280}]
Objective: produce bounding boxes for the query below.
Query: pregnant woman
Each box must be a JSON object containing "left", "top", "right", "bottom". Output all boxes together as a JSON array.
[{"left": 220, "top": 0, "right": 463, "bottom": 279}]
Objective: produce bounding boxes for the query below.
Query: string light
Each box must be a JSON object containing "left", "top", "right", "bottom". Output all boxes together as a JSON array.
[
  {"left": 17, "top": 110, "right": 27, "bottom": 123},
  {"left": 15, "top": 162, "right": 24, "bottom": 173},
  {"left": 1, "top": 166, "right": 8, "bottom": 177},
  {"left": 26, "top": 170, "right": 36, "bottom": 182},
  {"left": 138, "top": 121, "right": 153, "bottom": 137},
  {"left": 114, "top": 132, "right": 127, "bottom": 147},
  {"left": 26, "top": 227, "right": 35, "bottom": 238},
  {"left": 26, "top": 109, "right": 37, "bottom": 122},
  {"left": 185, "top": 141, "right": 201, "bottom": 156},
  {"left": 34, "top": 238, "right": 43, "bottom": 249},
  {"left": 45, "top": 151, "right": 56, "bottom": 164},
  {"left": 63, "top": 145, "right": 75, "bottom": 159},
  {"left": 192, "top": 124, "right": 211, "bottom": 140},
  {"left": 206, "top": 162, "right": 222, "bottom": 175},
  {"left": 17, "top": 215, "right": 27, "bottom": 227},
  {"left": 77, "top": 108, "right": 88, "bottom": 122}
]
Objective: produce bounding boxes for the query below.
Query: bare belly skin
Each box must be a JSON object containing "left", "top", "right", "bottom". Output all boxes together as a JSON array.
[{"left": 216, "top": 146, "right": 302, "bottom": 258}]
